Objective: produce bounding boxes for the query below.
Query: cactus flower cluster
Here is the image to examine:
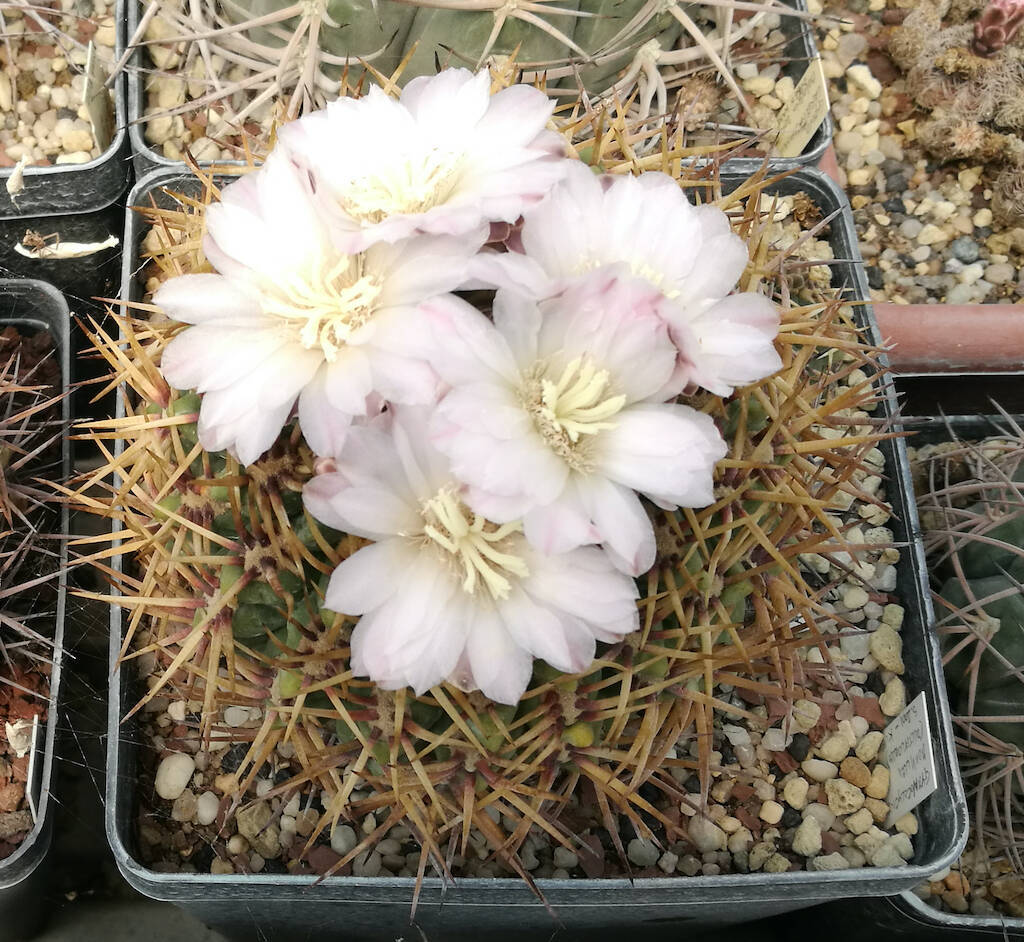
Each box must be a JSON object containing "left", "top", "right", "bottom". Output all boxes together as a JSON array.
[
  {"left": 152, "top": 68, "right": 781, "bottom": 704},
  {"left": 972, "top": 0, "right": 1024, "bottom": 56}
]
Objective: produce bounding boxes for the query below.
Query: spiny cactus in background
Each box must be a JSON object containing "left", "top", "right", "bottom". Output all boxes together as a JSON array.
[
  {"left": 70, "top": 97, "right": 896, "bottom": 879},
  {"left": 890, "top": 0, "right": 1024, "bottom": 224},
  {"left": 912, "top": 423, "right": 1024, "bottom": 900},
  {"left": 0, "top": 326, "right": 64, "bottom": 674},
  {"left": 131, "top": 0, "right": 815, "bottom": 157}
]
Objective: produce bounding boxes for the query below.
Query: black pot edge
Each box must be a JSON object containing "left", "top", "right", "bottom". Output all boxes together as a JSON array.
[
  {"left": 100, "top": 166, "right": 965, "bottom": 930},
  {"left": 0, "top": 280, "right": 72, "bottom": 932},
  {"left": 0, "top": 1, "right": 131, "bottom": 220},
  {"left": 124, "top": 0, "right": 830, "bottom": 177}
]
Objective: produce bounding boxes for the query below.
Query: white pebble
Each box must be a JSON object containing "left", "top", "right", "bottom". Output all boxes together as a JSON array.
[
  {"left": 330, "top": 824, "right": 358, "bottom": 856},
  {"left": 155, "top": 753, "right": 196, "bottom": 800},
  {"left": 196, "top": 791, "right": 219, "bottom": 826}
]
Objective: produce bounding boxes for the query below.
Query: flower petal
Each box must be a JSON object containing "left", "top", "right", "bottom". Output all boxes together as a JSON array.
[{"left": 575, "top": 475, "right": 656, "bottom": 576}]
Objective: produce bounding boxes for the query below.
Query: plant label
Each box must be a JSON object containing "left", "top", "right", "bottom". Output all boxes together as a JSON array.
[
  {"left": 882, "top": 692, "right": 938, "bottom": 827},
  {"left": 83, "top": 41, "right": 114, "bottom": 153},
  {"left": 773, "top": 57, "right": 829, "bottom": 159}
]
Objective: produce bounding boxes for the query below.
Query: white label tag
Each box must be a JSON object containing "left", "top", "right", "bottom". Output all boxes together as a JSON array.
[
  {"left": 83, "top": 41, "right": 114, "bottom": 153},
  {"left": 882, "top": 692, "right": 938, "bottom": 827},
  {"left": 773, "top": 57, "right": 830, "bottom": 159}
]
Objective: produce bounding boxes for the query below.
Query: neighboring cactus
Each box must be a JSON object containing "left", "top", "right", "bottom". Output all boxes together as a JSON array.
[
  {"left": 890, "top": 0, "right": 1024, "bottom": 224},
  {"left": 129, "top": 0, "right": 808, "bottom": 157},
  {"left": 912, "top": 423, "right": 1024, "bottom": 908},
  {"left": 972, "top": 0, "right": 1024, "bottom": 56}
]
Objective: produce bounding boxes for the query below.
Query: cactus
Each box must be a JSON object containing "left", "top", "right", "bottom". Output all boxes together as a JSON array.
[
  {"left": 71, "top": 98, "right": 896, "bottom": 881},
  {"left": 891, "top": 0, "right": 1024, "bottom": 224},
  {"left": 912, "top": 422, "right": 1024, "bottom": 900},
  {"left": 129, "top": 0, "right": 813, "bottom": 158}
]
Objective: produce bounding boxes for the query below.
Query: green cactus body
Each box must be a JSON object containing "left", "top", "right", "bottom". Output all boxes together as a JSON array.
[{"left": 225, "top": 0, "right": 687, "bottom": 93}]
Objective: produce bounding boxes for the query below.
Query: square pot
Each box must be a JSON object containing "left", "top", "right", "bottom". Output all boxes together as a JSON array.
[
  {"left": 0, "top": 279, "right": 72, "bottom": 939},
  {"left": 0, "top": 2, "right": 131, "bottom": 219},
  {"left": 103, "top": 167, "right": 964, "bottom": 941},
  {"left": 124, "top": 0, "right": 831, "bottom": 177}
]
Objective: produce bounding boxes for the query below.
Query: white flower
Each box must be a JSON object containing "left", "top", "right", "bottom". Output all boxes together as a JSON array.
[
  {"left": 483, "top": 161, "right": 782, "bottom": 397},
  {"left": 303, "top": 407, "right": 639, "bottom": 705},
  {"left": 279, "top": 68, "right": 568, "bottom": 252},
  {"left": 422, "top": 273, "right": 728, "bottom": 576},
  {"left": 156, "top": 149, "right": 482, "bottom": 466}
]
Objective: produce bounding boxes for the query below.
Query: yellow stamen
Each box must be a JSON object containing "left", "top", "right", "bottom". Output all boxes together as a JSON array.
[
  {"left": 340, "top": 150, "right": 464, "bottom": 225},
  {"left": 421, "top": 488, "right": 528, "bottom": 601},
  {"left": 260, "top": 253, "right": 382, "bottom": 362},
  {"left": 525, "top": 356, "right": 626, "bottom": 472}
]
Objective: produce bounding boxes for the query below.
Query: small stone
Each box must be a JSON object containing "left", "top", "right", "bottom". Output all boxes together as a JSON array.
[
  {"left": 792, "top": 817, "right": 822, "bottom": 857},
  {"left": 155, "top": 753, "right": 196, "bottom": 800},
  {"left": 167, "top": 701, "right": 187, "bottom": 723},
  {"left": 986, "top": 263, "right": 1015, "bottom": 285},
  {"left": 942, "top": 890, "right": 969, "bottom": 913},
  {"left": 895, "top": 813, "right": 918, "bottom": 836},
  {"left": 809, "top": 852, "right": 849, "bottom": 871},
  {"left": 227, "top": 834, "right": 248, "bottom": 855},
  {"left": 879, "top": 678, "right": 906, "bottom": 717},
  {"left": 224, "top": 706, "right": 251, "bottom": 727},
  {"left": 882, "top": 604, "right": 904, "bottom": 630},
  {"left": 211, "top": 858, "right": 235, "bottom": 875},
  {"left": 628, "top": 837, "right": 661, "bottom": 867},
  {"left": 553, "top": 847, "right": 578, "bottom": 870},
  {"left": 677, "top": 854, "right": 702, "bottom": 876},
  {"left": 171, "top": 789, "right": 198, "bottom": 823},
  {"left": 845, "top": 808, "right": 874, "bottom": 835},
  {"left": 353, "top": 850, "right": 382, "bottom": 877},
  {"left": 863, "top": 798, "right": 890, "bottom": 824},
  {"left": 764, "top": 853, "right": 791, "bottom": 873},
  {"left": 840, "top": 757, "right": 872, "bottom": 789},
  {"left": 899, "top": 218, "right": 923, "bottom": 239},
  {"left": 866, "top": 765, "right": 890, "bottom": 800},
  {"left": 890, "top": 833, "right": 914, "bottom": 860},
  {"left": 950, "top": 236, "right": 980, "bottom": 264},
  {"left": 788, "top": 733, "right": 811, "bottom": 762},
  {"left": 749, "top": 842, "right": 775, "bottom": 871},
  {"left": 802, "top": 759, "right": 839, "bottom": 782},
  {"left": 759, "top": 800, "right": 784, "bottom": 825},
  {"left": 688, "top": 816, "right": 727, "bottom": 854},
  {"left": 792, "top": 700, "right": 821, "bottom": 732},
  {"left": 761, "top": 728, "right": 788, "bottom": 752},
  {"left": 825, "top": 779, "right": 865, "bottom": 815},
  {"left": 847, "top": 64, "right": 882, "bottom": 99},
  {"left": 658, "top": 851, "right": 678, "bottom": 874},
  {"left": 817, "top": 734, "right": 852, "bottom": 764},
  {"left": 330, "top": 824, "right": 358, "bottom": 856},
  {"left": 196, "top": 791, "right": 220, "bottom": 826},
  {"left": 870, "top": 841, "right": 908, "bottom": 868},
  {"left": 843, "top": 586, "right": 869, "bottom": 610},
  {"left": 870, "top": 626, "right": 904, "bottom": 673},
  {"left": 855, "top": 731, "right": 884, "bottom": 763},
  {"left": 917, "top": 224, "right": 946, "bottom": 246},
  {"left": 802, "top": 803, "right": 836, "bottom": 831},
  {"left": 783, "top": 777, "right": 809, "bottom": 810}
]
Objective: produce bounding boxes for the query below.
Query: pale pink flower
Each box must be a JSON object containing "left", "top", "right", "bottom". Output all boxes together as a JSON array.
[
  {"left": 421, "top": 273, "right": 728, "bottom": 576},
  {"left": 303, "top": 407, "right": 639, "bottom": 705},
  {"left": 481, "top": 160, "right": 782, "bottom": 397},
  {"left": 156, "top": 150, "right": 482, "bottom": 466},
  {"left": 279, "top": 69, "right": 568, "bottom": 253}
]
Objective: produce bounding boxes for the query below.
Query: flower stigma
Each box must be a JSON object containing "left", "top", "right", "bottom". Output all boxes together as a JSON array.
[
  {"left": 420, "top": 487, "right": 528, "bottom": 600},
  {"left": 525, "top": 356, "right": 626, "bottom": 470},
  {"left": 260, "top": 253, "right": 383, "bottom": 361}
]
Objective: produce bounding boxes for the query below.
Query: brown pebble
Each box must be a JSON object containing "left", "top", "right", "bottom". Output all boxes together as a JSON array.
[
  {"left": 852, "top": 697, "right": 886, "bottom": 728},
  {"left": 941, "top": 890, "right": 969, "bottom": 914},
  {"left": 821, "top": 831, "right": 841, "bottom": 855},
  {"left": 772, "top": 751, "right": 799, "bottom": 774},
  {"left": 944, "top": 872, "right": 971, "bottom": 896},
  {"left": 840, "top": 757, "right": 872, "bottom": 790}
]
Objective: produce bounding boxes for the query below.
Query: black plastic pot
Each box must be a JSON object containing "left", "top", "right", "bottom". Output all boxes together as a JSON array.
[
  {"left": 125, "top": 0, "right": 830, "bottom": 176},
  {"left": 0, "top": 2, "right": 130, "bottom": 219},
  {"left": 104, "top": 166, "right": 965, "bottom": 942},
  {"left": 0, "top": 279, "right": 72, "bottom": 941}
]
